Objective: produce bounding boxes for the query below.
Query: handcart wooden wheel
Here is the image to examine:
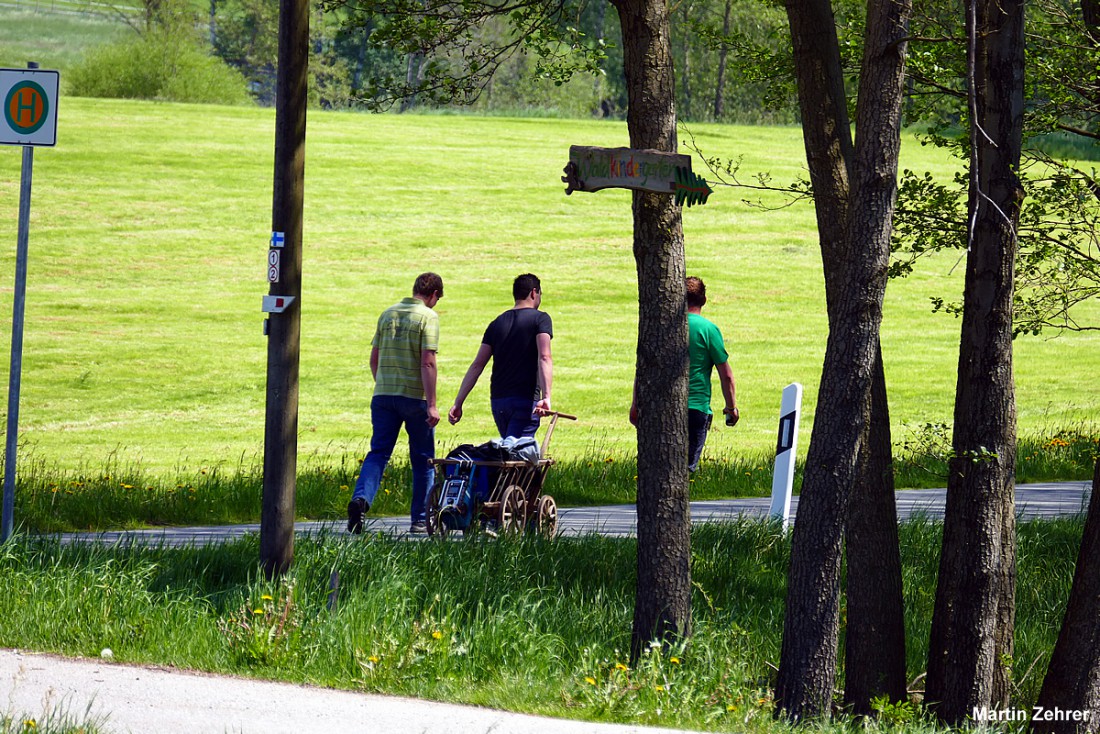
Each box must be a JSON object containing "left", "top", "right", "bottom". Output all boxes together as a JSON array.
[
  {"left": 532, "top": 494, "right": 558, "bottom": 537},
  {"left": 499, "top": 485, "right": 527, "bottom": 535}
]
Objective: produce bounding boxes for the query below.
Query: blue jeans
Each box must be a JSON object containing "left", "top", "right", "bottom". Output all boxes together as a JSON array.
[
  {"left": 491, "top": 397, "right": 540, "bottom": 438},
  {"left": 353, "top": 395, "right": 435, "bottom": 524},
  {"left": 687, "top": 409, "right": 712, "bottom": 473}
]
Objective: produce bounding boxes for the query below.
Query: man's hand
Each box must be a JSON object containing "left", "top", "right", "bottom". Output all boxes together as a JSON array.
[
  {"left": 723, "top": 406, "right": 740, "bottom": 427},
  {"left": 426, "top": 406, "right": 441, "bottom": 428},
  {"left": 448, "top": 404, "right": 463, "bottom": 425},
  {"left": 534, "top": 398, "right": 552, "bottom": 416}
]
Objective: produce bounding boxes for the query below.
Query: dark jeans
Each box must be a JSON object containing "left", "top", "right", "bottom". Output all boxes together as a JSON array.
[
  {"left": 491, "top": 397, "right": 540, "bottom": 439},
  {"left": 688, "top": 409, "right": 712, "bottom": 473},
  {"left": 353, "top": 394, "right": 435, "bottom": 524}
]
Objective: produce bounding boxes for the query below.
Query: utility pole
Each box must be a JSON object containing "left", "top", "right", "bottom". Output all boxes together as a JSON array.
[{"left": 260, "top": 0, "right": 308, "bottom": 577}]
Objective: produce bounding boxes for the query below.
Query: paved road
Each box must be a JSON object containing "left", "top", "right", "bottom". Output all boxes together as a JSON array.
[
  {"left": 55, "top": 481, "right": 1093, "bottom": 547},
  {"left": 0, "top": 648, "right": 694, "bottom": 734}
]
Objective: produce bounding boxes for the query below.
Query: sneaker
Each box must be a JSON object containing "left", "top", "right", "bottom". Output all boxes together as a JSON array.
[
  {"left": 409, "top": 522, "right": 428, "bottom": 535},
  {"left": 347, "top": 498, "right": 368, "bottom": 535}
]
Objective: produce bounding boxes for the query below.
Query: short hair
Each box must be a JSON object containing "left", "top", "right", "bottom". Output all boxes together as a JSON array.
[
  {"left": 413, "top": 272, "right": 443, "bottom": 298},
  {"left": 685, "top": 276, "right": 707, "bottom": 308},
  {"left": 513, "top": 273, "right": 541, "bottom": 301}
]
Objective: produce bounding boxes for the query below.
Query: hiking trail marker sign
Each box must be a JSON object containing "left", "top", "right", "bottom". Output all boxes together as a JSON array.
[
  {"left": 562, "top": 145, "right": 713, "bottom": 207},
  {"left": 1, "top": 68, "right": 59, "bottom": 147}
]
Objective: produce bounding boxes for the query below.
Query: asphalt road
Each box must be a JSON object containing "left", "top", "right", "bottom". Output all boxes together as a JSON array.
[{"left": 54, "top": 480, "right": 1094, "bottom": 547}]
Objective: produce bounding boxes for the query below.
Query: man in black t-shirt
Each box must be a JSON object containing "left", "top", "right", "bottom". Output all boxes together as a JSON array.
[{"left": 448, "top": 274, "right": 554, "bottom": 438}]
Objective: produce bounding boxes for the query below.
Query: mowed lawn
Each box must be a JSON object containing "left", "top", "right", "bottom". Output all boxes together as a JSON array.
[{"left": 0, "top": 97, "right": 1096, "bottom": 475}]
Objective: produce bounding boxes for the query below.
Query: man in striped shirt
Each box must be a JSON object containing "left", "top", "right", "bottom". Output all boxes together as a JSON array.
[{"left": 348, "top": 272, "right": 443, "bottom": 535}]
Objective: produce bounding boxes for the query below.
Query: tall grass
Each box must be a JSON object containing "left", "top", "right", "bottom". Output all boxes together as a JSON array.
[
  {"left": 11, "top": 424, "right": 1095, "bottom": 532},
  {"left": 0, "top": 518, "right": 1085, "bottom": 731}
]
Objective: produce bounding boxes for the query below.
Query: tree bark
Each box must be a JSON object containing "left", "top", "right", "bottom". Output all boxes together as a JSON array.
[
  {"left": 776, "top": 0, "right": 910, "bottom": 720},
  {"left": 845, "top": 347, "right": 907, "bottom": 713},
  {"left": 611, "top": 0, "right": 692, "bottom": 662},
  {"left": 1031, "top": 460, "right": 1100, "bottom": 734},
  {"left": 925, "top": 0, "right": 1025, "bottom": 724}
]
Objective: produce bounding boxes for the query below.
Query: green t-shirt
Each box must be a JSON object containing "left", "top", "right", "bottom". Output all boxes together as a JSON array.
[
  {"left": 687, "top": 312, "right": 729, "bottom": 414},
  {"left": 371, "top": 297, "right": 439, "bottom": 400}
]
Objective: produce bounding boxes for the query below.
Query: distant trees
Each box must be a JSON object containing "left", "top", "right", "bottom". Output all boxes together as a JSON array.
[{"left": 69, "top": 0, "right": 253, "bottom": 104}]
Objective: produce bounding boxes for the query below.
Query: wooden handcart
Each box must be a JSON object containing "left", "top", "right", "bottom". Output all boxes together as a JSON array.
[{"left": 426, "top": 411, "right": 577, "bottom": 538}]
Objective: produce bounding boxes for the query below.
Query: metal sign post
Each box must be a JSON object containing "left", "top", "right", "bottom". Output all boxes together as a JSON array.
[
  {"left": 769, "top": 382, "right": 803, "bottom": 531},
  {"left": 1, "top": 63, "right": 59, "bottom": 542}
]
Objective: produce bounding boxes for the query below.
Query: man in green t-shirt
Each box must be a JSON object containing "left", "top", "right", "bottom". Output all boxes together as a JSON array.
[
  {"left": 348, "top": 272, "right": 443, "bottom": 535},
  {"left": 630, "top": 276, "right": 739, "bottom": 471},
  {"left": 685, "top": 276, "right": 738, "bottom": 471}
]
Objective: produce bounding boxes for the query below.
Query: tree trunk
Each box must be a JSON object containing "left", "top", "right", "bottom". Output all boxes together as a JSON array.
[
  {"left": 925, "top": 0, "right": 1025, "bottom": 724},
  {"left": 713, "top": 0, "right": 731, "bottom": 120},
  {"left": 400, "top": 52, "right": 424, "bottom": 112},
  {"left": 679, "top": 1, "right": 693, "bottom": 122},
  {"left": 776, "top": 0, "right": 910, "bottom": 720},
  {"left": 209, "top": 0, "right": 217, "bottom": 49},
  {"left": 1032, "top": 458, "right": 1100, "bottom": 734},
  {"left": 845, "top": 346, "right": 907, "bottom": 714},
  {"left": 611, "top": 0, "right": 692, "bottom": 663}
]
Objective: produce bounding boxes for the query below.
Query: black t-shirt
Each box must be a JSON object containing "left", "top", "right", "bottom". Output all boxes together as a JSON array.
[{"left": 482, "top": 308, "right": 554, "bottom": 400}]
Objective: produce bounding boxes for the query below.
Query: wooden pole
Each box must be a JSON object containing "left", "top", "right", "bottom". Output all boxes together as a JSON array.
[{"left": 261, "top": 0, "right": 308, "bottom": 577}]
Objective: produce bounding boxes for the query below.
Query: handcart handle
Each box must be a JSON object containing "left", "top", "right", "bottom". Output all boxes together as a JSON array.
[{"left": 539, "top": 410, "right": 577, "bottom": 456}]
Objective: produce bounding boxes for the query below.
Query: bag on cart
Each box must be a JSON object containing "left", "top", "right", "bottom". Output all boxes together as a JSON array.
[{"left": 437, "top": 461, "right": 476, "bottom": 532}]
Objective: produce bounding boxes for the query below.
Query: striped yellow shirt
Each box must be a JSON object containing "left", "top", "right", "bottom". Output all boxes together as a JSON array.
[{"left": 371, "top": 297, "right": 439, "bottom": 399}]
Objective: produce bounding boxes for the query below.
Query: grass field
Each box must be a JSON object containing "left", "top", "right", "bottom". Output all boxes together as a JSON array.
[
  {"left": 0, "top": 8, "right": 130, "bottom": 72},
  {"left": 0, "top": 97, "right": 1097, "bottom": 490}
]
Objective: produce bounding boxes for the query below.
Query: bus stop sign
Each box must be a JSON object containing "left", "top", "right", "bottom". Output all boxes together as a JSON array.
[{"left": 1, "top": 68, "right": 59, "bottom": 147}]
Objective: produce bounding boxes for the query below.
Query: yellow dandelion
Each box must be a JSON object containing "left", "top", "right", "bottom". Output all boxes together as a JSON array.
[
  {"left": 727, "top": 704, "right": 737, "bottom": 712},
  {"left": 23, "top": 720, "right": 37, "bottom": 730},
  {"left": 585, "top": 676, "right": 597, "bottom": 686},
  {"left": 261, "top": 595, "right": 273, "bottom": 601},
  {"left": 252, "top": 608, "right": 264, "bottom": 615},
  {"left": 757, "top": 698, "right": 768, "bottom": 706},
  {"left": 431, "top": 630, "right": 443, "bottom": 640},
  {"left": 615, "top": 663, "right": 628, "bottom": 671},
  {"left": 340, "top": 485, "right": 349, "bottom": 491},
  {"left": 384, "top": 489, "right": 391, "bottom": 495},
  {"left": 670, "top": 656, "right": 680, "bottom": 664},
  {"left": 655, "top": 685, "right": 664, "bottom": 692},
  {"left": 368, "top": 655, "right": 380, "bottom": 663}
]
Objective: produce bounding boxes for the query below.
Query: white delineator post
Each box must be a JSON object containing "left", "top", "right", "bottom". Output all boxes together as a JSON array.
[{"left": 769, "top": 383, "right": 803, "bottom": 530}]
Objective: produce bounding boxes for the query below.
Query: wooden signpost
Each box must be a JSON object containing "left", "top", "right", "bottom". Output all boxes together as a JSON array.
[{"left": 562, "top": 145, "right": 713, "bottom": 206}]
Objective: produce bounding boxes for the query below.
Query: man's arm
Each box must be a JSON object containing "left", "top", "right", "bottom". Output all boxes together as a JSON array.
[
  {"left": 369, "top": 345, "right": 380, "bottom": 381},
  {"left": 448, "top": 343, "right": 493, "bottom": 425},
  {"left": 421, "top": 349, "right": 440, "bottom": 427},
  {"left": 716, "top": 360, "right": 739, "bottom": 425},
  {"left": 534, "top": 332, "right": 553, "bottom": 414},
  {"left": 629, "top": 378, "right": 638, "bottom": 426}
]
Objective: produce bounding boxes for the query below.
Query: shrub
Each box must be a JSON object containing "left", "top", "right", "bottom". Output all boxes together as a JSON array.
[{"left": 68, "top": 29, "right": 252, "bottom": 106}]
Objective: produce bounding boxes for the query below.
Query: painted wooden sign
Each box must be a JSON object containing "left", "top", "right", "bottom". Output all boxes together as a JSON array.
[{"left": 562, "top": 145, "right": 712, "bottom": 206}]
